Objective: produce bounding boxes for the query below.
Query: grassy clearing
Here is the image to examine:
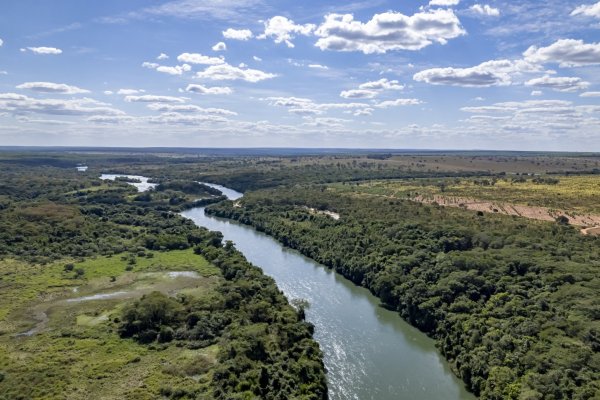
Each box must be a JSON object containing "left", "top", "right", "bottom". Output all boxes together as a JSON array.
[
  {"left": 0, "top": 250, "right": 221, "bottom": 399},
  {"left": 330, "top": 175, "right": 600, "bottom": 216}
]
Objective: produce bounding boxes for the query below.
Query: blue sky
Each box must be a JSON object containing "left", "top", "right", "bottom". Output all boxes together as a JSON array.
[{"left": 1, "top": 0, "right": 600, "bottom": 150}]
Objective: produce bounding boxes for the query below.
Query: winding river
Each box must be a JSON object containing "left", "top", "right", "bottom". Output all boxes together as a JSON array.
[{"left": 182, "top": 183, "right": 475, "bottom": 400}]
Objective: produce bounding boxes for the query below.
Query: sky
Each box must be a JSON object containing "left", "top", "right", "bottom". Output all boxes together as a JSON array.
[{"left": 1, "top": 0, "right": 600, "bottom": 150}]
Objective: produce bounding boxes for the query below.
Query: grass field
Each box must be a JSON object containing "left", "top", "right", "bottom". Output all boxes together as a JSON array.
[
  {"left": 329, "top": 175, "right": 600, "bottom": 226},
  {"left": 0, "top": 249, "right": 221, "bottom": 400}
]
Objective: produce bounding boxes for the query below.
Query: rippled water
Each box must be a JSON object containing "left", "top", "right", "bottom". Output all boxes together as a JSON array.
[{"left": 182, "top": 186, "right": 475, "bottom": 400}]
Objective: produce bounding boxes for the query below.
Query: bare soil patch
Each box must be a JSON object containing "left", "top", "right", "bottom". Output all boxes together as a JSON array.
[{"left": 412, "top": 195, "right": 600, "bottom": 229}]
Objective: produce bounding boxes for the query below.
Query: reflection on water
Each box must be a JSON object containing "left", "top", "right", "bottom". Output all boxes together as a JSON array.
[
  {"left": 182, "top": 188, "right": 475, "bottom": 400},
  {"left": 100, "top": 174, "right": 157, "bottom": 192}
]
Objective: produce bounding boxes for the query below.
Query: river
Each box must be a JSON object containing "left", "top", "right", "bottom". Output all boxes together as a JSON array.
[{"left": 181, "top": 183, "right": 475, "bottom": 400}]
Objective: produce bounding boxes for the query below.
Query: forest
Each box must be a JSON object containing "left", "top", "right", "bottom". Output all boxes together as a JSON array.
[
  {"left": 207, "top": 185, "right": 600, "bottom": 399},
  {"left": 1, "top": 149, "right": 600, "bottom": 399},
  {"left": 0, "top": 161, "right": 327, "bottom": 400}
]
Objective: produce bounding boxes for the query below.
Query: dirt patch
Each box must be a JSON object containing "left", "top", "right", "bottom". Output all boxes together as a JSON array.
[
  {"left": 581, "top": 226, "right": 600, "bottom": 236},
  {"left": 304, "top": 206, "right": 340, "bottom": 220},
  {"left": 412, "top": 195, "right": 600, "bottom": 228}
]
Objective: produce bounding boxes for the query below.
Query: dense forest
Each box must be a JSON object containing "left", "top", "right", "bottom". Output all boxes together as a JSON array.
[
  {"left": 208, "top": 186, "right": 600, "bottom": 399},
  {"left": 0, "top": 164, "right": 327, "bottom": 399}
]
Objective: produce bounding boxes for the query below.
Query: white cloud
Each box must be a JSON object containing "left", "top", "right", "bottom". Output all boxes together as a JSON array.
[
  {"left": 16, "top": 82, "right": 90, "bottom": 95},
  {"left": 340, "top": 89, "right": 378, "bottom": 99},
  {"left": 340, "top": 78, "right": 404, "bottom": 98},
  {"left": 109, "top": 0, "right": 265, "bottom": 23},
  {"left": 104, "top": 90, "right": 114, "bottom": 95},
  {"left": 142, "top": 62, "right": 159, "bottom": 69},
  {"left": 117, "top": 89, "right": 145, "bottom": 95},
  {"left": 0, "top": 38, "right": 3, "bottom": 47},
  {"left": 253, "top": 56, "right": 262, "bottom": 62},
  {"left": 157, "top": 53, "right": 169, "bottom": 60},
  {"left": 571, "top": 1, "right": 600, "bottom": 19},
  {"left": 0, "top": 93, "right": 123, "bottom": 116},
  {"left": 185, "top": 84, "right": 233, "bottom": 95},
  {"left": 177, "top": 52, "right": 224, "bottom": 65},
  {"left": 196, "top": 63, "right": 276, "bottom": 82},
  {"left": 87, "top": 115, "right": 134, "bottom": 124},
  {"left": 530, "top": 90, "right": 543, "bottom": 96},
  {"left": 266, "top": 96, "right": 373, "bottom": 116},
  {"left": 308, "top": 64, "right": 329, "bottom": 70},
  {"left": 25, "top": 46, "right": 63, "bottom": 55},
  {"left": 212, "top": 42, "right": 227, "bottom": 51},
  {"left": 146, "top": 103, "right": 237, "bottom": 116},
  {"left": 413, "top": 59, "right": 540, "bottom": 87},
  {"left": 580, "top": 91, "right": 600, "bottom": 97},
  {"left": 360, "top": 78, "right": 404, "bottom": 91},
  {"left": 469, "top": 4, "right": 500, "bottom": 17},
  {"left": 222, "top": 28, "right": 253, "bottom": 40},
  {"left": 375, "top": 98, "right": 422, "bottom": 108},
  {"left": 156, "top": 64, "right": 192, "bottom": 75},
  {"left": 258, "top": 16, "right": 315, "bottom": 48},
  {"left": 314, "top": 9, "right": 465, "bottom": 54},
  {"left": 148, "top": 112, "right": 228, "bottom": 125},
  {"left": 429, "top": 0, "right": 459, "bottom": 6},
  {"left": 525, "top": 75, "right": 589, "bottom": 92},
  {"left": 524, "top": 39, "right": 600, "bottom": 67},
  {"left": 124, "top": 95, "right": 186, "bottom": 103}
]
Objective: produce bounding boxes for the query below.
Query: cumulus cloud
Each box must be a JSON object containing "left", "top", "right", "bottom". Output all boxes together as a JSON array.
[
  {"left": 580, "top": 91, "right": 600, "bottom": 97},
  {"left": 222, "top": 28, "right": 253, "bottom": 40},
  {"left": 156, "top": 64, "right": 192, "bottom": 75},
  {"left": 87, "top": 115, "right": 134, "bottom": 124},
  {"left": 117, "top": 89, "right": 145, "bottom": 95},
  {"left": 142, "top": 62, "right": 160, "bottom": 69},
  {"left": 25, "top": 46, "right": 63, "bottom": 55},
  {"left": 525, "top": 75, "right": 589, "bottom": 92},
  {"left": 157, "top": 53, "right": 169, "bottom": 60},
  {"left": 469, "top": 4, "right": 500, "bottom": 16},
  {"left": 177, "top": 52, "right": 224, "bottom": 65},
  {"left": 196, "top": 63, "right": 276, "bottom": 82},
  {"left": 148, "top": 112, "right": 228, "bottom": 125},
  {"left": 124, "top": 95, "right": 186, "bottom": 103},
  {"left": 429, "top": 0, "right": 459, "bottom": 5},
  {"left": 184, "top": 84, "right": 233, "bottom": 95},
  {"left": 524, "top": 39, "right": 600, "bottom": 67},
  {"left": 16, "top": 82, "right": 90, "bottom": 95},
  {"left": 340, "top": 89, "right": 378, "bottom": 99},
  {"left": 340, "top": 78, "right": 404, "bottom": 99},
  {"left": 413, "top": 59, "right": 539, "bottom": 87},
  {"left": 571, "top": 1, "right": 600, "bottom": 18},
  {"left": 461, "top": 100, "right": 574, "bottom": 114},
  {"left": 212, "top": 42, "right": 227, "bottom": 51},
  {"left": 0, "top": 93, "right": 123, "bottom": 116},
  {"left": 375, "top": 98, "right": 422, "bottom": 108},
  {"left": 266, "top": 96, "right": 372, "bottom": 116},
  {"left": 314, "top": 9, "right": 465, "bottom": 54},
  {"left": 146, "top": 103, "right": 237, "bottom": 116},
  {"left": 258, "top": 16, "right": 315, "bottom": 48}
]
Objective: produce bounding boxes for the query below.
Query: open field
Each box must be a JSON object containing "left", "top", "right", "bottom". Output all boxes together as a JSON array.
[
  {"left": 329, "top": 175, "right": 600, "bottom": 230},
  {"left": 0, "top": 249, "right": 222, "bottom": 399}
]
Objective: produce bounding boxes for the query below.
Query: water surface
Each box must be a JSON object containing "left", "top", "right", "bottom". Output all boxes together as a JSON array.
[{"left": 182, "top": 185, "right": 474, "bottom": 400}]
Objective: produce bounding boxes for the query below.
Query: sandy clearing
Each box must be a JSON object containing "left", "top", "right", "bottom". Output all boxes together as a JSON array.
[{"left": 411, "top": 195, "right": 600, "bottom": 230}]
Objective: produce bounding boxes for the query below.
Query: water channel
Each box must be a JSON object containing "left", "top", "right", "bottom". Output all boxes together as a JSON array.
[{"left": 181, "top": 183, "right": 474, "bottom": 400}]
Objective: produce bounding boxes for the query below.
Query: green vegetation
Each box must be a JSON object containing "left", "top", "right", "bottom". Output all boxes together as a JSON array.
[
  {"left": 208, "top": 186, "right": 600, "bottom": 399},
  {"left": 330, "top": 175, "right": 600, "bottom": 215},
  {"left": 0, "top": 161, "right": 327, "bottom": 400}
]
